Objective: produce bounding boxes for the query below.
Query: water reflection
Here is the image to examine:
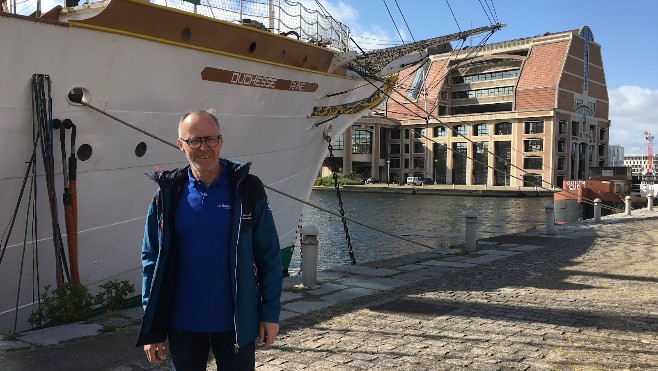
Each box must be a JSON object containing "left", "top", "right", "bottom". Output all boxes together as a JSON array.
[{"left": 291, "top": 190, "right": 551, "bottom": 271}]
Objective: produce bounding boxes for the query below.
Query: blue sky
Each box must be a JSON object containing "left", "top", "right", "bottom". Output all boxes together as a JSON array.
[{"left": 317, "top": 0, "right": 658, "bottom": 154}]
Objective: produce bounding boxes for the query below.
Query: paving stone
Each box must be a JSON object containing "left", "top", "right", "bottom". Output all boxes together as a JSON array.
[
  {"left": 477, "top": 249, "right": 522, "bottom": 256},
  {"left": 335, "top": 275, "right": 408, "bottom": 290},
  {"left": 321, "top": 287, "right": 377, "bottom": 302},
  {"left": 282, "top": 300, "right": 333, "bottom": 314},
  {"left": 327, "top": 265, "right": 399, "bottom": 277},
  {"left": 460, "top": 254, "right": 509, "bottom": 264},
  {"left": 418, "top": 260, "right": 476, "bottom": 268},
  {"left": 18, "top": 322, "right": 102, "bottom": 346},
  {"left": 300, "top": 282, "right": 348, "bottom": 295},
  {"left": 280, "top": 291, "right": 304, "bottom": 302}
]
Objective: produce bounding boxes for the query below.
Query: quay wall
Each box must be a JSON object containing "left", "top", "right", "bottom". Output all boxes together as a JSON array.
[{"left": 314, "top": 184, "right": 554, "bottom": 197}]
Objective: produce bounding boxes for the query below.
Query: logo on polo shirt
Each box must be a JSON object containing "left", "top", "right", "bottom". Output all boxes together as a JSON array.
[
  {"left": 242, "top": 212, "right": 252, "bottom": 220},
  {"left": 217, "top": 203, "right": 231, "bottom": 210}
]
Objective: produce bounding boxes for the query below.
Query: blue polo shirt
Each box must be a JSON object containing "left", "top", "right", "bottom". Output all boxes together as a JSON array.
[{"left": 171, "top": 167, "right": 234, "bottom": 332}]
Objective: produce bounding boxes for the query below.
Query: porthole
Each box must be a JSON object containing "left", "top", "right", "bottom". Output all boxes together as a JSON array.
[
  {"left": 249, "top": 42, "right": 256, "bottom": 53},
  {"left": 77, "top": 144, "right": 93, "bottom": 161},
  {"left": 67, "top": 87, "right": 90, "bottom": 105},
  {"left": 182, "top": 27, "right": 192, "bottom": 41},
  {"left": 135, "top": 142, "right": 147, "bottom": 157}
]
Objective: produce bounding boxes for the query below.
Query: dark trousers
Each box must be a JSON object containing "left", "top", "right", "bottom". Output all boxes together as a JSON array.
[{"left": 168, "top": 328, "right": 255, "bottom": 371}]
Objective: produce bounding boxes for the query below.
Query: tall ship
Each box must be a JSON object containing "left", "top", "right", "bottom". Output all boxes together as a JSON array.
[{"left": 0, "top": 0, "right": 501, "bottom": 331}]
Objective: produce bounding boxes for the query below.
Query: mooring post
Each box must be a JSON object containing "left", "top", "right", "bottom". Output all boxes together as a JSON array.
[
  {"left": 544, "top": 201, "right": 555, "bottom": 235},
  {"left": 464, "top": 209, "right": 477, "bottom": 252},
  {"left": 648, "top": 195, "right": 654, "bottom": 211},
  {"left": 300, "top": 224, "right": 319, "bottom": 289},
  {"left": 593, "top": 198, "right": 602, "bottom": 223},
  {"left": 624, "top": 196, "right": 632, "bottom": 216}
]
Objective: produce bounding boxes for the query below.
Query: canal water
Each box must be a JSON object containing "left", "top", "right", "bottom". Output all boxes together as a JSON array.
[{"left": 288, "top": 190, "right": 552, "bottom": 271}]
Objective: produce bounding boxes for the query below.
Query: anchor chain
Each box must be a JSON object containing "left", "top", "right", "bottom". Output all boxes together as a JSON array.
[{"left": 325, "top": 135, "right": 357, "bottom": 265}]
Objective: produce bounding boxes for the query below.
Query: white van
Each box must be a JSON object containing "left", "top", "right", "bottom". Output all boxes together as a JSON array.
[{"left": 406, "top": 176, "right": 423, "bottom": 186}]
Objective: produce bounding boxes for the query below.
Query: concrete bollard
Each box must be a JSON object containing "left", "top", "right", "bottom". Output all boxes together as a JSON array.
[
  {"left": 593, "top": 198, "right": 602, "bottom": 223},
  {"left": 648, "top": 195, "right": 654, "bottom": 211},
  {"left": 624, "top": 196, "right": 632, "bottom": 216},
  {"left": 464, "top": 209, "right": 477, "bottom": 252},
  {"left": 300, "top": 224, "right": 319, "bottom": 289},
  {"left": 544, "top": 202, "right": 555, "bottom": 234}
]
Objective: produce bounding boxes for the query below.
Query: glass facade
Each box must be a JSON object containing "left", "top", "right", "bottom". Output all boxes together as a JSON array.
[
  {"left": 352, "top": 130, "right": 372, "bottom": 154},
  {"left": 524, "top": 121, "right": 544, "bottom": 134},
  {"left": 452, "top": 142, "right": 468, "bottom": 185},
  {"left": 433, "top": 143, "right": 447, "bottom": 184},
  {"left": 495, "top": 122, "right": 512, "bottom": 135},
  {"left": 451, "top": 86, "right": 514, "bottom": 99},
  {"left": 494, "top": 141, "right": 511, "bottom": 186},
  {"left": 452, "top": 69, "right": 519, "bottom": 84},
  {"left": 473, "top": 142, "right": 489, "bottom": 185}
]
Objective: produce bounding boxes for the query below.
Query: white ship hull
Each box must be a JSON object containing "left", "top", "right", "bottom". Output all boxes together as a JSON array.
[{"left": 0, "top": 1, "right": 383, "bottom": 331}]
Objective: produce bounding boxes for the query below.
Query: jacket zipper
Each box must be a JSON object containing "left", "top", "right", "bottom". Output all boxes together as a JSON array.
[{"left": 233, "top": 170, "right": 248, "bottom": 353}]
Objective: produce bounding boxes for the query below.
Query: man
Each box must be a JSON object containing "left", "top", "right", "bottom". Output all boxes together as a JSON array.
[{"left": 137, "top": 110, "right": 283, "bottom": 370}]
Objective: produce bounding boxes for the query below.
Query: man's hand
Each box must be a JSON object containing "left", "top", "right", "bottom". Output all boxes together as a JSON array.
[
  {"left": 258, "top": 321, "right": 279, "bottom": 347},
  {"left": 144, "top": 343, "right": 166, "bottom": 364}
]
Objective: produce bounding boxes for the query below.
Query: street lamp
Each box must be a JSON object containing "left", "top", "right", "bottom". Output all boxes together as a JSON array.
[
  {"left": 434, "top": 158, "right": 438, "bottom": 184},
  {"left": 386, "top": 159, "right": 390, "bottom": 185}
]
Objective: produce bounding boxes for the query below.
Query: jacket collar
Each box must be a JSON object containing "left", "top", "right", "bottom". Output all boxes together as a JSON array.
[{"left": 146, "top": 158, "right": 251, "bottom": 189}]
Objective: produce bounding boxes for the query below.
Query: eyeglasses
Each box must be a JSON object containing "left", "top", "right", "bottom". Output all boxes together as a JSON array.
[{"left": 180, "top": 135, "right": 222, "bottom": 149}]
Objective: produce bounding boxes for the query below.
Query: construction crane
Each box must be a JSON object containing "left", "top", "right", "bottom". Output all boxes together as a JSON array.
[{"left": 645, "top": 130, "right": 654, "bottom": 174}]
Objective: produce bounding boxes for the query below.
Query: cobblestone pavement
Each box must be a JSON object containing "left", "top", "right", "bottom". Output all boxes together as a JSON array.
[
  {"left": 256, "top": 211, "right": 658, "bottom": 370},
  {"left": 1, "top": 210, "right": 656, "bottom": 370}
]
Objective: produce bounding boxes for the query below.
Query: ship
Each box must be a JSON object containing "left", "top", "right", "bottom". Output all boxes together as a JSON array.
[{"left": 0, "top": 0, "right": 502, "bottom": 331}]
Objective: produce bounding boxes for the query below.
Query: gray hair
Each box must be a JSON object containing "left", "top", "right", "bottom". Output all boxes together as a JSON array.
[{"left": 178, "top": 109, "right": 220, "bottom": 135}]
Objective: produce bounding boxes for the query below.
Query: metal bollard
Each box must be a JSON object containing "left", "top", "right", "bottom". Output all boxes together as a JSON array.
[
  {"left": 544, "top": 202, "right": 555, "bottom": 235},
  {"left": 300, "top": 224, "right": 319, "bottom": 289},
  {"left": 624, "top": 196, "right": 632, "bottom": 216},
  {"left": 648, "top": 195, "right": 654, "bottom": 211},
  {"left": 593, "top": 198, "right": 602, "bottom": 223},
  {"left": 464, "top": 209, "right": 477, "bottom": 252}
]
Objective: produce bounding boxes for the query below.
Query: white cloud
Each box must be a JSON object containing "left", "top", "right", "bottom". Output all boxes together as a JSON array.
[{"left": 608, "top": 86, "right": 658, "bottom": 154}]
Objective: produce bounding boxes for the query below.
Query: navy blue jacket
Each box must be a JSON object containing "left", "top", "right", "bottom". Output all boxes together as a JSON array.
[{"left": 136, "top": 159, "right": 282, "bottom": 349}]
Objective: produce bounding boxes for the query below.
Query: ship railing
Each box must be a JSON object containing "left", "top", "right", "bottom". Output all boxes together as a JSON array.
[
  {"left": 6, "top": 0, "right": 351, "bottom": 52},
  {"left": 155, "top": 0, "right": 351, "bottom": 52}
]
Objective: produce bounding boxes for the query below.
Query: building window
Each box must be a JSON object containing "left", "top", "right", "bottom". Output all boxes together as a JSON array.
[
  {"left": 474, "top": 123, "right": 488, "bottom": 136},
  {"left": 413, "top": 157, "right": 424, "bottom": 169},
  {"left": 523, "top": 174, "right": 542, "bottom": 187},
  {"left": 557, "top": 157, "right": 566, "bottom": 170},
  {"left": 524, "top": 121, "right": 544, "bottom": 134},
  {"left": 406, "top": 59, "right": 431, "bottom": 100},
  {"left": 557, "top": 175, "right": 564, "bottom": 188},
  {"left": 331, "top": 134, "right": 344, "bottom": 150},
  {"left": 558, "top": 139, "right": 566, "bottom": 153},
  {"left": 433, "top": 126, "right": 447, "bottom": 137},
  {"left": 439, "top": 91, "right": 448, "bottom": 100},
  {"left": 413, "top": 142, "right": 426, "bottom": 153},
  {"left": 571, "top": 121, "right": 579, "bottom": 135},
  {"left": 559, "top": 120, "right": 567, "bottom": 135},
  {"left": 495, "top": 122, "right": 512, "bottom": 135},
  {"left": 352, "top": 130, "right": 372, "bottom": 154},
  {"left": 390, "top": 129, "right": 401, "bottom": 140},
  {"left": 524, "top": 139, "right": 543, "bottom": 152},
  {"left": 405, "top": 129, "right": 410, "bottom": 139},
  {"left": 452, "top": 125, "right": 467, "bottom": 137},
  {"left": 404, "top": 158, "right": 409, "bottom": 168},
  {"left": 413, "top": 128, "right": 425, "bottom": 138},
  {"left": 451, "top": 86, "right": 514, "bottom": 99},
  {"left": 404, "top": 144, "right": 409, "bottom": 153},
  {"left": 452, "top": 69, "right": 519, "bottom": 84},
  {"left": 389, "top": 158, "right": 400, "bottom": 168},
  {"left": 600, "top": 128, "right": 607, "bottom": 141},
  {"left": 389, "top": 143, "right": 401, "bottom": 154},
  {"left": 523, "top": 156, "right": 543, "bottom": 170}
]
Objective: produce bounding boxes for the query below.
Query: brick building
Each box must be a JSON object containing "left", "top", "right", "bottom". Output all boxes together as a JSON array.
[{"left": 323, "top": 26, "right": 610, "bottom": 187}]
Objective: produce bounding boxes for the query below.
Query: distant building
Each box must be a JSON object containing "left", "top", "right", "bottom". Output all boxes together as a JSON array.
[
  {"left": 624, "top": 154, "right": 658, "bottom": 174},
  {"left": 608, "top": 145, "right": 624, "bottom": 167},
  {"left": 322, "top": 26, "right": 610, "bottom": 187}
]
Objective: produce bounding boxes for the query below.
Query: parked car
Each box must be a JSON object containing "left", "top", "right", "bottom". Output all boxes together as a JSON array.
[{"left": 406, "top": 176, "right": 423, "bottom": 186}]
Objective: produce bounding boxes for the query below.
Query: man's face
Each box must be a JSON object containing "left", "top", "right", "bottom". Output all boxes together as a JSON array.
[{"left": 177, "top": 113, "right": 223, "bottom": 174}]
